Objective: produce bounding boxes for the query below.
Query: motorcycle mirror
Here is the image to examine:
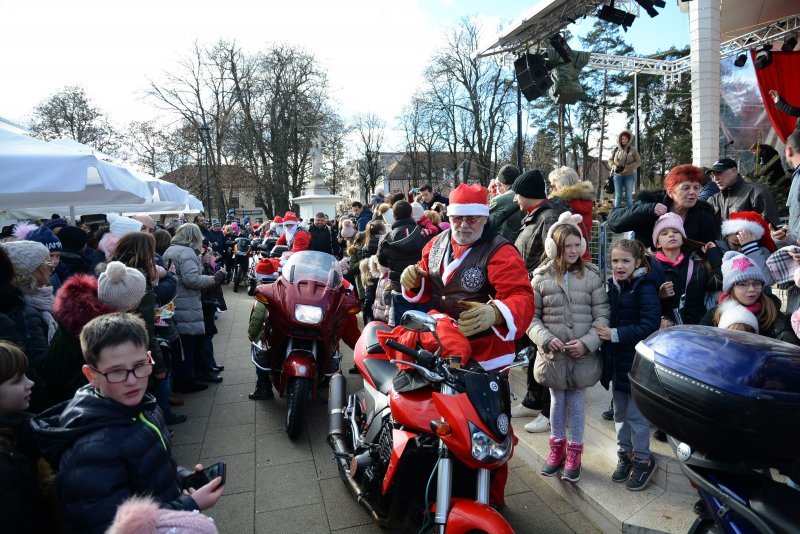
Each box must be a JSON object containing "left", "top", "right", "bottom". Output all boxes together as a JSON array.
[{"left": 400, "top": 310, "right": 437, "bottom": 333}]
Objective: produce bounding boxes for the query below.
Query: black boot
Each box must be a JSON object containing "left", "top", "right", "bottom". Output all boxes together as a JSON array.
[{"left": 249, "top": 380, "right": 274, "bottom": 400}]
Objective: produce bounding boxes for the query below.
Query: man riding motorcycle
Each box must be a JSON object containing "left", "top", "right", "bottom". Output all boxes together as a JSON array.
[
  {"left": 400, "top": 183, "right": 535, "bottom": 507},
  {"left": 275, "top": 212, "right": 311, "bottom": 252}
]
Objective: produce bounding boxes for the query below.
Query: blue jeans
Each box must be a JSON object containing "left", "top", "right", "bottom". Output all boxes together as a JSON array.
[
  {"left": 613, "top": 389, "right": 651, "bottom": 461},
  {"left": 391, "top": 293, "right": 430, "bottom": 327},
  {"left": 613, "top": 173, "right": 636, "bottom": 208}
]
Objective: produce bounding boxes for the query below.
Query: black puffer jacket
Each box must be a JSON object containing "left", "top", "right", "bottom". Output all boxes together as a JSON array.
[
  {"left": 30, "top": 386, "right": 197, "bottom": 533},
  {"left": 606, "top": 190, "right": 719, "bottom": 249},
  {"left": 377, "top": 219, "right": 423, "bottom": 289},
  {"left": 600, "top": 266, "right": 662, "bottom": 392}
]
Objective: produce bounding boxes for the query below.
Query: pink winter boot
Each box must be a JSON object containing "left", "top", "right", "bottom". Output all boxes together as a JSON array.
[
  {"left": 561, "top": 441, "right": 584, "bottom": 483},
  {"left": 540, "top": 437, "right": 567, "bottom": 477}
]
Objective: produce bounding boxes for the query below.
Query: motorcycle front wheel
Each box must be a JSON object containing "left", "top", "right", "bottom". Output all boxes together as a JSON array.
[
  {"left": 285, "top": 377, "right": 310, "bottom": 439},
  {"left": 233, "top": 266, "right": 242, "bottom": 292}
]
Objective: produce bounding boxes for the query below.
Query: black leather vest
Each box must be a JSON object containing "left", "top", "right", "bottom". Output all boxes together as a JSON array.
[{"left": 427, "top": 230, "right": 506, "bottom": 320}]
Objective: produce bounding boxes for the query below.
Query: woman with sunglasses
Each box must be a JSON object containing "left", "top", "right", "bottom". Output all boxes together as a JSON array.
[{"left": 699, "top": 251, "right": 798, "bottom": 344}]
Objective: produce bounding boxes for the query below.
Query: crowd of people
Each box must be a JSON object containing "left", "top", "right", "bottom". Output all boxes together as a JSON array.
[{"left": 2, "top": 127, "right": 800, "bottom": 531}]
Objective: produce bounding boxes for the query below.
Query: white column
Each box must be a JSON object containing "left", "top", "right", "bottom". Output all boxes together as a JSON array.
[{"left": 689, "top": 0, "right": 721, "bottom": 167}]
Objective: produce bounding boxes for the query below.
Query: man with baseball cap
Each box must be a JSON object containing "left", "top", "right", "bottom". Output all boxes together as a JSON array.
[
  {"left": 400, "top": 183, "right": 534, "bottom": 508},
  {"left": 706, "top": 157, "right": 780, "bottom": 228}
]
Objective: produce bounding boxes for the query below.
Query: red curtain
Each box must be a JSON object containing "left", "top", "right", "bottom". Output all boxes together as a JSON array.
[{"left": 752, "top": 50, "right": 800, "bottom": 143}]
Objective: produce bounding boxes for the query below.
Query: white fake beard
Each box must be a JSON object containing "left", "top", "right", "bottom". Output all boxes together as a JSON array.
[
  {"left": 284, "top": 225, "right": 298, "bottom": 243},
  {"left": 452, "top": 218, "right": 486, "bottom": 246}
]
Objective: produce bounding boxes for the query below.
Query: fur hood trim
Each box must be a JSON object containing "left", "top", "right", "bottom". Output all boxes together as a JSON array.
[
  {"left": 551, "top": 180, "right": 595, "bottom": 202},
  {"left": 617, "top": 130, "right": 635, "bottom": 147},
  {"left": 52, "top": 274, "right": 114, "bottom": 336}
]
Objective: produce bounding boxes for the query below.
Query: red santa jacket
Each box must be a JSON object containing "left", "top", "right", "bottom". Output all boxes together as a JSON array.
[
  {"left": 276, "top": 228, "right": 311, "bottom": 252},
  {"left": 402, "top": 229, "right": 534, "bottom": 371}
]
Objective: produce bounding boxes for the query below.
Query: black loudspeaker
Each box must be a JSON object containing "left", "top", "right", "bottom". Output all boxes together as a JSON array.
[{"left": 514, "top": 53, "right": 553, "bottom": 102}]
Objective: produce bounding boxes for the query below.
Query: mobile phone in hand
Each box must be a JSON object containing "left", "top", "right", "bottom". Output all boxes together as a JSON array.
[{"left": 183, "top": 461, "right": 226, "bottom": 490}]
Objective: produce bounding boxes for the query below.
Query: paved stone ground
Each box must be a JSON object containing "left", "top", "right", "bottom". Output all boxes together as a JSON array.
[{"left": 170, "top": 284, "right": 601, "bottom": 534}]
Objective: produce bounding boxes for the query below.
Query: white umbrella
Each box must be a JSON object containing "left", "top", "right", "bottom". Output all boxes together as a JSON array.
[{"left": 0, "top": 130, "right": 151, "bottom": 217}]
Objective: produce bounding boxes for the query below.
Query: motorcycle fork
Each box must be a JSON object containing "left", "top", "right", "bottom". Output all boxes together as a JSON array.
[{"left": 434, "top": 381, "right": 456, "bottom": 532}]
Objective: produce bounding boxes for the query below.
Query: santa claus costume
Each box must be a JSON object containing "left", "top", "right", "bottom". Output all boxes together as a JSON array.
[
  {"left": 401, "top": 183, "right": 535, "bottom": 505},
  {"left": 276, "top": 211, "right": 311, "bottom": 252}
]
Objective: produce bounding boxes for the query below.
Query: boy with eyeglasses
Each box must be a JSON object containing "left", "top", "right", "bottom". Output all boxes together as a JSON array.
[{"left": 31, "top": 313, "right": 223, "bottom": 533}]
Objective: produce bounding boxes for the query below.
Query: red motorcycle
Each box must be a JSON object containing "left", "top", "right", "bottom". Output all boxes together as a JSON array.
[
  {"left": 253, "top": 250, "right": 360, "bottom": 438},
  {"left": 327, "top": 311, "right": 527, "bottom": 533}
]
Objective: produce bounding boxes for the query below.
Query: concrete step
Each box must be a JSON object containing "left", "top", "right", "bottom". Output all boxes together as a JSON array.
[{"left": 508, "top": 366, "right": 699, "bottom": 533}]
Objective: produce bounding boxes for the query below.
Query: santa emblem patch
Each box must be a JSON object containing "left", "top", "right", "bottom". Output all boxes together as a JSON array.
[{"left": 461, "top": 267, "right": 485, "bottom": 292}]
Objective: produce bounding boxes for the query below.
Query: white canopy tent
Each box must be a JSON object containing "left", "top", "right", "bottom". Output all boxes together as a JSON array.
[
  {"left": 0, "top": 131, "right": 203, "bottom": 219},
  {"left": 0, "top": 129, "right": 151, "bottom": 219}
]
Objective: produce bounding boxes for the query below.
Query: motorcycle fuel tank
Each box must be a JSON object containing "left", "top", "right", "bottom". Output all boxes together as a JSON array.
[
  {"left": 389, "top": 387, "right": 441, "bottom": 434},
  {"left": 630, "top": 325, "right": 800, "bottom": 462}
]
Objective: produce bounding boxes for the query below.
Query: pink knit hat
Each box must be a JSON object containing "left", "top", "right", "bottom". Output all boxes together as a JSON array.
[
  {"left": 107, "top": 496, "right": 218, "bottom": 534},
  {"left": 652, "top": 212, "right": 686, "bottom": 248}
]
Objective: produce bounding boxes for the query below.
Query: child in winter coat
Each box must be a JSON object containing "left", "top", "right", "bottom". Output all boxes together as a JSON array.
[
  {"left": 700, "top": 251, "right": 798, "bottom": 345},
  {"left": 650, "top": 212, "right": 722, "bottom": 326},
  {"left": 716, "top": 211, "right": 776, "bottom": 289},
  {"left": 597, "top": 239, "right": 660, "bottom": 491},
  {"left": 528, "top": 212, "right": 610, "bottom": 483},
  {"left": 31, "top": 313, "right": 223, "bottom": 533},
  {"left": 0, "top": 341, "right": 57, "bottom": 532},
  {"left": 248, "top": 260, "right": 276, "bottom": 401},
  {"left": 369, "top": 256, "right": 392, "bottom": 324}
]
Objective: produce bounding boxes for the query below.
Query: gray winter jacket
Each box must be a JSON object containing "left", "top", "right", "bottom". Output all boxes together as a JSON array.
[
  {"left": 528, "top": 261, "right": 610, "bottom": 391},
  {"left": 161, "top": 244, "right": 215, "bottom": 336}
]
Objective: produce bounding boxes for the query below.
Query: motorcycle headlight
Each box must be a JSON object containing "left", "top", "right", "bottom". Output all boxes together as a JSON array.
[
  {"left": 295, "top": 304, "right": 323, "bottom": 325},
  {"left": 469, "top": 422, "right": 513, "bottom": 463}
]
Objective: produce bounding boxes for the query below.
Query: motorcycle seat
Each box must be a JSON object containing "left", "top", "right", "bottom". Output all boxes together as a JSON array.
[
  {"left": 362, "top": 321, "right": 391, "bottom": 354},
  {"left": 750, "top": 480, "right": 800, "bottom": 533},
  {"left": 362, "top": 357, "right": 396, "bottom": 395}
]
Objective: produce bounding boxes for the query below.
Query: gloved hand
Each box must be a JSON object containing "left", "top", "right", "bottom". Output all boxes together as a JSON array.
[
  {"left": 400, "top": 265, "right": 427, "bottom": 292},
  {"left": 458, "top": 300, "right": 503, "bottom": 337}
]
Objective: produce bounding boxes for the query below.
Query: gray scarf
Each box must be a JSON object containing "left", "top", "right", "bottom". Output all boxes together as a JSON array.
[{"left": 23, "top": 286, "right": 58, "bottom": 342}]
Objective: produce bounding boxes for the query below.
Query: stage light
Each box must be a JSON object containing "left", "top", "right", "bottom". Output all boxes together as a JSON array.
[
  {"left": 549, "top": 33, "right": 573, "bottom": 63},
  {"left": 635, "top": 0, "right": 660, "bottom": 18},
  {"left": 733, "top": 53, "right": 747, "bottom": 68},
  {"left": 598, "top": 3, "right": 636, "bottom": 31},
  {"left": 754, "top": 44, "right": 773, "bottom": 70},
  {"left": 782, "top": 35, "right": 797, "bottom": 52}
]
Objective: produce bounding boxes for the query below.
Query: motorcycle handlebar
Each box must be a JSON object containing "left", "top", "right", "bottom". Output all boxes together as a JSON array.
[{"left": 385, "top": 339, "right": 436, "bottom": 369}]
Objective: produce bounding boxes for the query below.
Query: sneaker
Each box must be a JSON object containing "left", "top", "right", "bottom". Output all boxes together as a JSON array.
[
  {"left": 511, "top": 404, "right": 540, "bottom": 418},
  {"left": 653, "top": 429, "right": 667, "bottom": 442},
  {"left": 602, "top": 400, "right": 614, "bottom": 421},
  {"left": 165, "top": 412, "right": 188, "bottom": 425},
  {"left": 612, "top": 451, "right": 633, "bottom": 483},
  {"left": 524, "top": 414, "right": 551, "bottom": 433},
  {"left": 626, "top": 458, "right": 657, "bottom": 491}
]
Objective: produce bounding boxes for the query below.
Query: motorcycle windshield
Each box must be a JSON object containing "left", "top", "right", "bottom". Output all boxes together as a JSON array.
[{"left": 282, "top": 251, "right": 342, "bottom": 288}]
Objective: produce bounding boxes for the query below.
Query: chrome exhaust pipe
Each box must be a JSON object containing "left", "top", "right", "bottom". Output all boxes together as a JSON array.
[{"left": 326, "top": 374, "right": 381, "bottom": 522}]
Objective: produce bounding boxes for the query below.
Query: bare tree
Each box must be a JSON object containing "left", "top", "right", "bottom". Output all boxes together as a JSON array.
[
  {"left": 146, "top": 42, "right": 238, "bottom": 218},
  {"left": 354, "top": 113, "right": 385, "bottom": 203},
  {"left": 30, "top": 85, "right": 119, "bottom": 153},
  {"left": 423, "top": 18, "right": 514, "bottom": 186},
  {"left": 124, "top": 120, "right": 170, "bottom": 177}
]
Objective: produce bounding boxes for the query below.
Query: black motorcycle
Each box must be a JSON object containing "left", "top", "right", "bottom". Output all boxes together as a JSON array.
[{"left": 232, "top": 236, "right": 251, "bottom": 293}]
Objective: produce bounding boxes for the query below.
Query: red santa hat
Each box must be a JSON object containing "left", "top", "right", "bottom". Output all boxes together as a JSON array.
[
  {"left": 273, "top": 216, "right": 284, "bottom": 224},
  {"left": 447, "top": 184, "right": 490, "bottom": 217},
  {"left": 720, "top": 211, "right": 775, "bottom": 252},
  {"left": 254, "top": 258, "right": 279, "bottom": 280},
  {"left": 283, "top": 211, "right": 299, "bottom": 224}
]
